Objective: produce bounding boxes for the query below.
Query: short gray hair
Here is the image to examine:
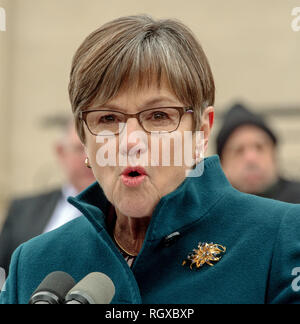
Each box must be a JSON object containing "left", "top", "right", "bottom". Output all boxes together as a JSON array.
[{"left": 69, "top": 15, "right": 215, "bottom": 142}]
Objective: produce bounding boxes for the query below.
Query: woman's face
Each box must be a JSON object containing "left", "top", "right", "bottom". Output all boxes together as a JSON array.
[{"left": 84, "top": 81, "right": 202, "bottom": 219}]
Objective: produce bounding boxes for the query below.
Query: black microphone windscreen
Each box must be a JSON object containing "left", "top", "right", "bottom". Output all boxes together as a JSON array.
[{"left": 29, "top": 271, "right": 76, "bottom": 304}]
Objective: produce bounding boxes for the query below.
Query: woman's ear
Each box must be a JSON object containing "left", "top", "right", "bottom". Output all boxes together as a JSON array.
[{"left": 200, "top": 106, "right": 214, "bottom": 153}]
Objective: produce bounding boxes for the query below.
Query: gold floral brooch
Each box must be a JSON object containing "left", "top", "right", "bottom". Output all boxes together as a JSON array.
[{"left": 182, "top": 242, "right": 226, "bottom": 269}]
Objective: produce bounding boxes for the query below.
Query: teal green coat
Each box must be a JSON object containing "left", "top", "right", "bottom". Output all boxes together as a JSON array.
[{"left": 1, "top": 156, "right": 300, "bottom": 304}]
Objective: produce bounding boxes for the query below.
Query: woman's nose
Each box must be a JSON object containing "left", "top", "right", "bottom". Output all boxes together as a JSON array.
[
  {"left": 118, "top": 118, "right": 148, "bottom": 158},
  {"left": 125, "top": 117, "right": 144, "bottom": 135}
]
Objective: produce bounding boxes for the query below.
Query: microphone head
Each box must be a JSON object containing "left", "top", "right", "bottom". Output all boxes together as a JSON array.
[
  {"left": 29, "top": 271, "right": 76, "bottom": 304},
  {"left": 65, "top": 272, "right": 115, "bottom": 304}
]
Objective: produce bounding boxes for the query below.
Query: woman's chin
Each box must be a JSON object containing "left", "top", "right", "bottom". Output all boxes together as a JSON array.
[{"left": 116, "top": 197, "right": 156, "bottom": 219}]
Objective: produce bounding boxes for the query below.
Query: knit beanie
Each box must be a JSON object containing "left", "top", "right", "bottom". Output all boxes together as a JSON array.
[{"left": 216, "top": 103, "right": 278, "bottom": 158}]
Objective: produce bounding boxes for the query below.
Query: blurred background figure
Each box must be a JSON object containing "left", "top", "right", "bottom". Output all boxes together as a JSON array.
[
  {"left": 216, "top": 103, "right": 300, "bottom": 203},
  {"left": 0, "top": 119, "right": 95, "bottom": 274}
]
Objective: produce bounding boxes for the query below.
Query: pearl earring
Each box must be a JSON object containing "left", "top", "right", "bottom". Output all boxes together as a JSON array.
[{"left": 84, "top": 157, "right": 92, "bottom": 169}]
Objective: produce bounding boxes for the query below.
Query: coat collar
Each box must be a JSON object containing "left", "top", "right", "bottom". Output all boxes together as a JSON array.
[{"left": 68, "top": 155, "right": 232, "bottom": 240}]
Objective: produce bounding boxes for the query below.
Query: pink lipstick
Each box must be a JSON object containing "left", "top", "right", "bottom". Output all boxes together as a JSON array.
[{"left": 121, "top": 166, "right": 147, "bottom": 187}]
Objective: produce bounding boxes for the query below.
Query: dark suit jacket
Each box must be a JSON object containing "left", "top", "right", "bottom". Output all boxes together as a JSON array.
[
  {"left": 0, "top": 189, "right": 62, "bottom": 274},
  {"left": 259, "top": 177, "right": 300, "bottom": 204}
]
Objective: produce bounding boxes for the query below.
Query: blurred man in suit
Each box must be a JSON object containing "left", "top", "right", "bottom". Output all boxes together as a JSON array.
[
  {"left": 0, "top": 120, "right": 95, "bottom": 274},
  {"left": 216, "top": 103, "right": 300, "bottom": 203}
]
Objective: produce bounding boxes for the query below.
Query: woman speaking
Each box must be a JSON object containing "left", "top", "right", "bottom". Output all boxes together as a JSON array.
[{"left": 1, "top": 15, "right": 300, "bottom": 304}]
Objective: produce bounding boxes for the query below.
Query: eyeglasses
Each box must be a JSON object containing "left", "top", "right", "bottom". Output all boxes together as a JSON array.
[{"left": 79, "top": 106, "right": 194, "bottom": 136}]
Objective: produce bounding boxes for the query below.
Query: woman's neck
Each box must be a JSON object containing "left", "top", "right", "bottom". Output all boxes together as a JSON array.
[{"left": 113, "top": 209, "right": 151, "bottom": 256}]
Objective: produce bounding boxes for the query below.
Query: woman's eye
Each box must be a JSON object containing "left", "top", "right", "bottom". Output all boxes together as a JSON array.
[
  {"left": 99, "top": 114, "right": 118, "bottom": 123},
  {"left": 151, "top": 111, "right": 169, "bottom": 120}
]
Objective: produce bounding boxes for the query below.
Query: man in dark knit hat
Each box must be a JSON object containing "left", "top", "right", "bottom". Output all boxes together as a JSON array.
[{"left": 216, "top": 103, "right": 300, "bottom": 203}]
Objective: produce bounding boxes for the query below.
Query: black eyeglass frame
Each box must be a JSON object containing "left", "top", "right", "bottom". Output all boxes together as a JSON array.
[{"left": 78, "top": 106, "right": 194, "bottom": 136}]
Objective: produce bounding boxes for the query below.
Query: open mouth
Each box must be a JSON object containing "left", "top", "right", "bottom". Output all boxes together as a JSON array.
[
  {"left": 128, "top": 171, "right": 141, "bottom": 177},
  {"left": 121, "top": 167, "right": 147, "bottom": 187}
]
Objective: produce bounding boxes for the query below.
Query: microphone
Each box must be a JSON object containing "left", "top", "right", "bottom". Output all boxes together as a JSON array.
[
  {"left": 29, "top": 271, "right": 76, "bottom": 304},
  {"left": 65, "top": 272, "right": 115, "bottom": 304}
]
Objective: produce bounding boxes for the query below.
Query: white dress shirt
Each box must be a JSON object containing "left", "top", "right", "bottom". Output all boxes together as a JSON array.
[{"left": 43, "top": 185, "right": 81, "bottom": 233}]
